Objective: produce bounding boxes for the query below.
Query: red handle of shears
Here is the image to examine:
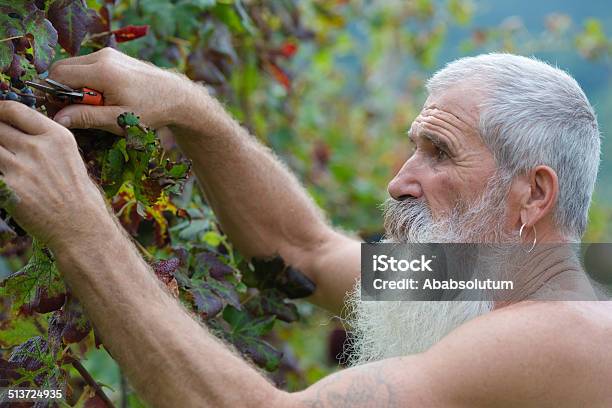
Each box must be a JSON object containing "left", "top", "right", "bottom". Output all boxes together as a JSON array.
[{"left": 79, "top": 88, "right": 104, "bottom": 106}]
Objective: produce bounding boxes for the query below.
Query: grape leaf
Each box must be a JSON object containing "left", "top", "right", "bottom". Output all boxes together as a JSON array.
[
  {"left": 22, "top": 8, "right": 58, "bottom": 73},
  {"left": 230, "top": 335, "right": 282, "bottom": 372},
  {"left": 191, "top": 283, "right": 223, "bottom": 318},
  {"left": 222, "top": 305, "right": 281, "bottom": 371},
  {"left": 7, "top": 336, "right": 58, "bottom": 387},
  {"left": 223, "top": 305, "right": 275, "bottom": 337},
  {"left": 194, "top": 251, "right": 233, "bottom": 280},
  {"left": 245, "top": 289, "right": 299, "bottom": 323},
  {"left": 0, "top": 178, "right": 20, "bottom": 211},
  {"left": 0, "top": 358, "right": 20, "bottom": 387},
  {"left": 0, "top": 316, "right": 41, "bottom": 348},
  {"left": 1, "top": 240, "right": 66, "bottom": 315},
  {"left": 59, "top": 295, "right": 91, "bottom": 344},
  {"left": 0, "top": 40, "right": 14, "bottom": 72},
  {"left": 275, "top": 266, "right": 316, "bottom": 299},
  {"left": 246, "top": 255, "right": 315, "bottom": 298},
  {"left": 47, "top": 0, "right": 95, "bottom": 56},
  {"left": 117, "top": 112, "right": 141, "bottom": 128}
]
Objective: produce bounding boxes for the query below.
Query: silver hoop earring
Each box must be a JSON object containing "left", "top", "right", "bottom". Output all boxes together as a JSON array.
[{"left": 519, "top": 223, "right": 537, "bottom": 253}]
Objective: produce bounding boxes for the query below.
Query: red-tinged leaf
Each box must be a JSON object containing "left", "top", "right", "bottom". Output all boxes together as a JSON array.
[
  {"left": 245, "top": 289, "right": 299, "bottom": 323},
  {"left": 267, "top": 62, "right": 291, "bottom": 91},
  {"left": 27, "top": 286, "right": 66, "bottom": 314},
  {"left": 153, "top": 258, "right": 180, "bottom": 297},
  {"left": 280, "top": 41, "right": 298, "bottom": 58},
  {"left": 153, "top": 258, "right": 180, "bottom": 282},
  {"left": 7, "top": 53, "right": 25, "bottom": 78},
  {"left": 60, "top": 296, "right": 91, "bottom": 344},
  {"left": 191, "top": 285, "right": 223, "bottom": 319},
  {"left": 0, "top": 358, "right": 20, "bottom": 387},
  {"left": 195, "top": 251, "right": 233, "bottom": 280},
  {"left": 47, "top": 0, "right": 96, "bottom": 56},
  {"left": 112, "top": 25, "right": 149, "bottom": 43},
  {"left": 89, "top": 5, "right": 111, "bottom": 34}
]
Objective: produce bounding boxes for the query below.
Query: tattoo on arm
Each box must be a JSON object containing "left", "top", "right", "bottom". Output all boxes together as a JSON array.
[{"left": 299, "top": 364, "right": 398, "bottom": 408}]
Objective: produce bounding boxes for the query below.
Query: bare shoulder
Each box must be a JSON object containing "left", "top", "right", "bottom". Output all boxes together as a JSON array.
[
  {"left": 425, "top": 301, "right": 612, "bottom": 407},
  {"left": 285, "top": 302, "right": 611, "bottom": 408}
]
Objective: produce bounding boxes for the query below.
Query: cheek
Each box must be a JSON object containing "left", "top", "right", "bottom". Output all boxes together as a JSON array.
[{"left": 422, "top": 171, "right": 462, "bottom": 216}]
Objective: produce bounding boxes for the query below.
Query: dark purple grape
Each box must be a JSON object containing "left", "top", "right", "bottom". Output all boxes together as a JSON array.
[
  {"left": 10, "top": 78, "right": 24, "bottom": 89},
  {"left": 22, "top": 95, "right": 36, "bottom": 106},
  {"left": 5, "top": 92, "right": 20, "bottom": 102}
]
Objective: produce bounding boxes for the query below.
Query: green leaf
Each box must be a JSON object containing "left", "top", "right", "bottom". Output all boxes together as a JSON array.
[
  {"left": 0, "top": 40, "right": 14, "bottom": 72},
  {"left": 202, "top": 230, "right": 222, "bottom": 247},
  {"left": 231, "top": 336, "right": 282, "bottom": 372},
  {"left": 21, "top": 8, "right": 57, "bottom": 72},
  {"left": 167, "top": 162, "right": 190, "bottom": 179},
  {"left": 101, "top": 146, "right": 126, "bottom": 187},
  {"left": 1, "top": 240, "right": 66, "bottom": 314},
  {"left": 0, "top": 317, "right": 42, "bottom": 348},
  {"left": 118, "top": 112, "right": 141, "bottom": 128},
  {"left": 0, "top": 178, "right": 19, "bottom": 211},
  {"left": 223, "top": 305, "right": 275, "bottom": 337}
]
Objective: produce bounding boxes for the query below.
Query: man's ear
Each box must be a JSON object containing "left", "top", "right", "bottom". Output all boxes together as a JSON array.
[{"left": 519, "top": 165, "right": 559, "bottom": 228}]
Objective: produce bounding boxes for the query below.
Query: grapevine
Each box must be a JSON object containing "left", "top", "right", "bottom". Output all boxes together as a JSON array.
[{"left": 0, "top": 0, "right": 315, "bottom": 406}]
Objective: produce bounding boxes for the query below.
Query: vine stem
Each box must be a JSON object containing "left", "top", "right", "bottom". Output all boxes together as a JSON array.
[
  {"left": 0, "top": 36, "right": 22, "bottom": 43},
  {"left": 63, "top": 355, "right": 116, "bottom": 408},
  {"left": 132, "top": 238, "right": 154, "bottom": 262}
]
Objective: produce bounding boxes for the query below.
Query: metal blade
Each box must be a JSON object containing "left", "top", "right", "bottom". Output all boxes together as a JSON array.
[
  {"left": 24, "top": 81, "right": 59, "bottom": 95},
  {"left": 44, "top": 78, "right": 75, "bottom": 92}
]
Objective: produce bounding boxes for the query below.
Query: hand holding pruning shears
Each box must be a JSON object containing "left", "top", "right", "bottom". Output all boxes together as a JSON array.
[{"left": 25, "top": 78, "right": 104, "bottom": 106}]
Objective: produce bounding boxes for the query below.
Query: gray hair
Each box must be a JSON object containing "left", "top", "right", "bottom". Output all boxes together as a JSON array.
[{"left": 426, "top": 53, "right": 601, "bottom": 239}]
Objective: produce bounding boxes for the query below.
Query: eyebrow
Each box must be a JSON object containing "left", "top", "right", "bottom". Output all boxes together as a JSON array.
[{"left": 407, "top": 129, "right": 456, "bottom": 156}]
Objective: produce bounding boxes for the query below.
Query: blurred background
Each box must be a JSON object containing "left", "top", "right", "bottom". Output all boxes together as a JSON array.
[{"left": 3, "top": 0, "right": 612, "bottom": 405}]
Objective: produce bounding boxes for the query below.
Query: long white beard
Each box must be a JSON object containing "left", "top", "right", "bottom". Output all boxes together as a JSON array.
[{"left": 346, "top": 174, "right": 516, "bottom": 366}]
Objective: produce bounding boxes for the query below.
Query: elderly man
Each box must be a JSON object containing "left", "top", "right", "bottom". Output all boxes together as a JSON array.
[{"left": 0, "top": 49, "right": 609, "bottom": 407}]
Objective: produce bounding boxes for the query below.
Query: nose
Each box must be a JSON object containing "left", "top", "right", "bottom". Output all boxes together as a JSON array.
[{"left": 387, "top": 160, "right": 423, "bottom": 201}]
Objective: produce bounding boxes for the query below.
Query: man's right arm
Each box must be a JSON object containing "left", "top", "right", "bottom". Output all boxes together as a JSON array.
[{"left": 49, "top": 47, "right": 360, "bottom": 313}]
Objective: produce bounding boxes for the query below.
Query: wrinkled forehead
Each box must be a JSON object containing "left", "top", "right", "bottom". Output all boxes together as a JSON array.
[
  {"left": 422, "top": 84, "right": 483, "bottom": 130},
  {"left": 411, "top": 84, "right": 486, "bottom": 148}
]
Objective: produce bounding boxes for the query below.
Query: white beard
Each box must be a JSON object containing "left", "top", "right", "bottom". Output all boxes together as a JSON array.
[
  {"left": 345, "top": 287, "right": 493, "bottom": 365},
  {"left": 346, "top": 174, "right": 516, "bottom": 366}
]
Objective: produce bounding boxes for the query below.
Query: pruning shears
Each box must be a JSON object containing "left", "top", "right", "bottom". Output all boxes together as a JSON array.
[{"left": 24, "top": 78, "right": 104, "bottom": 106}]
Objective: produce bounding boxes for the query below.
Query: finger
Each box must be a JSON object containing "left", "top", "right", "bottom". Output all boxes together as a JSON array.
[
  {"left": 54, "top": 105, "right": 128, "bottom": 134},
  {"left": 0, "top": 121, "right": 26, "bottom": 154},
  {"left": 49, "top": 53, "right": 98, "bottom": 69},
  {"left": 47, "top": 64, "right": 107, "bottom": 92},
  {"left": 0, "top": 144, "right": 17, "bottom": 172},
  {"left": 0, "top": 101, "right": 50, "bottom": 135},
  {"left": 48, "top": 47, "right": 115, "bottom": 74}
]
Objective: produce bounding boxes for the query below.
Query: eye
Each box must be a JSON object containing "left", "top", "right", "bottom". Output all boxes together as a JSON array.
[
  {"left": 435, "top": 147, "right": 449, "bottom": 161},
  {"left": 407, "top": 139, "right": 417, "bottom": 158}
]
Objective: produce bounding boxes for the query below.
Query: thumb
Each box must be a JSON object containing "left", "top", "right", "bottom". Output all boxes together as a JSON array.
[{"left": 53, "top": 105, "right": 129, "bottom": 135}]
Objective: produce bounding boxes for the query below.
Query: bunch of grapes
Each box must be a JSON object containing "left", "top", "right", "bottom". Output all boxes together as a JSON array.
[{"left": 0, "top": 80, "right": 37, "bottom": 108}]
